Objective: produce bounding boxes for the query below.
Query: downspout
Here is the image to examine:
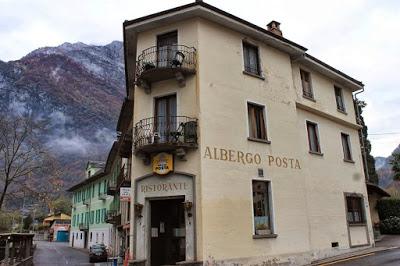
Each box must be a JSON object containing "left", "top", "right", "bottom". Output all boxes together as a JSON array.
[{"left": 353, "top": 87, "right": 369, "bottom": 182}]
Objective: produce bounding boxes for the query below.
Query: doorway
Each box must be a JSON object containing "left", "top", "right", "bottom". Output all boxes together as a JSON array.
[
  {"left": 157, "top": 31, "right": 178, "bottom": 67},
  {"left": 150, "top": 198, "right": 185, "bottom": 266},
  {"left": 84, "top": 231, "right": 88, "bottom": 249},
  {"left": 155, "top": 94, "right": 177, "bottom": 143}
]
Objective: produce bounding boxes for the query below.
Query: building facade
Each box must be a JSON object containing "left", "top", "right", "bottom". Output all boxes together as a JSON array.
[
  {"left": 122, "top": 2, "right": 373, "bottom": 265},
  {"left": 69, "top": 161, "right": 114, "bottom": 249}
]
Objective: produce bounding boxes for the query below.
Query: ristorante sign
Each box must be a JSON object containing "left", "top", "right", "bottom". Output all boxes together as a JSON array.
[{"left": 203, "top": 146, "right": 301, "bottom": 169}]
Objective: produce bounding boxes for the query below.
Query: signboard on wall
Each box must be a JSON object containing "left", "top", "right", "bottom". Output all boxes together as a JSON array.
[
  {"left": 152, "top": 152, "right": 174, "bottom": 175},
  {"left": 120, "top": 187, "right": 131, "bottom": 202}
]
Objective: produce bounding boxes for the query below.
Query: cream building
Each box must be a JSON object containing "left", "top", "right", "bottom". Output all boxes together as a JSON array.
[{"left": 122, "top": 1, "right": 373, "bottom": 265}]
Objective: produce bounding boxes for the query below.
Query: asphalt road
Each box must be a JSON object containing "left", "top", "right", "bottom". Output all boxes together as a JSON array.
[
  {"left": 33, "top": 241, "right": 107, "bottom": 266},
  {"left": 333, "top": 248, "right": 400, "bottom": 266}
]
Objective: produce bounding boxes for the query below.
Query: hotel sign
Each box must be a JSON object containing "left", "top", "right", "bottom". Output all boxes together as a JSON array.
[
  {"left": 203, "top": 146, "right": 301, "bottom": 169},
  {"left": 152, "top": 152, "right": 174, "bottom": 175}
]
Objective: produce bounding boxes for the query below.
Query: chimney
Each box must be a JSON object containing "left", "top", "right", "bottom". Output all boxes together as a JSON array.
[{"left": 267, "top": 20, "right": 282, "bottom": 36}]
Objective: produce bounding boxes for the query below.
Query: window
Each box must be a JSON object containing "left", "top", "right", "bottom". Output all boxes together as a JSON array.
[
  {"left": 102, "top": 209, "right": 106, "bottom": 223},
  {"left": 243, "top": 42, "right": 261, "bottom": 76},
  {"left": 98, "top": 182, "right": 101, "bottom": 196},
  {"left": 335, "top": 86, "right": 346, "bottom": 112},
  {"left": 248, "top": 103, "right": 267, "bottom": 140},
  {"left": 90, "top": 232, "right": 93, "bottom": 242},
  {"left": 341, "top": 133, "right": 353, "bottom": 161},
  {"left": 96, "top": 210, "right": 99, "bottom": 224},
  {"left": 253, "top": 181, "right": 272, "bottom": 236},
  {"left": 300, "top": 69, "right": 313, "bottom": 99},
  {"left": 80, "top": 233, "right": 83, "bottom": 240},
  {"left": 306, "top": 121, "right": 321, "bottom": 154},
  {"left": 346, "top": 196, "right": 365, "bottom": 224},
  {"left": 90, "top": 211, "right": 94, "bottom": 224}
]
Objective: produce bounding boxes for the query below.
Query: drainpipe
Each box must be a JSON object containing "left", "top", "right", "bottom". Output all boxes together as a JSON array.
[{"left": 353, "top": 87, "right": 369, "bottom": 182}]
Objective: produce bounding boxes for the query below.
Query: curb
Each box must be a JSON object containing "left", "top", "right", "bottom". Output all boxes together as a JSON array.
[{"left": 309, "top": 246, "right": 400, "bottom": 265}]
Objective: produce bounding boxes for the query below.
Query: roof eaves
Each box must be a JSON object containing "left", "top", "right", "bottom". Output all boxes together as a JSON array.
[
  {"left": 304, "top": 53, "right": 364, "bottom": 88},
  {"left": 67, "top": 171, "right": 107, "bottom": 192},
  {"left": 123, "top": 1, "right": 307, "bottom": 52}
]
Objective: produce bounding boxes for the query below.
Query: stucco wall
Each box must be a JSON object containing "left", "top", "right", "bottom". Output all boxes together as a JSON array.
[{"left": 129, "top": 16, "right": 372, "bottom": 265}]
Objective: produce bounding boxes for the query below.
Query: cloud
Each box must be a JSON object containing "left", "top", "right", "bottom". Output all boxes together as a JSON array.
[
  {"left": 1, "top": 0, "right": 399, "bottom": 156},
  {"left": 47, "top": 135, "right": 92, "bottom": 155}
]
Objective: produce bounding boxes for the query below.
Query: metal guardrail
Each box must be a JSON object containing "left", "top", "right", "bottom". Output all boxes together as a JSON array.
[
  {"left": 136, "top": 45, "right": 196, "bottom": 79},
  {"left": 0, "top": 233, "right": 34, "bottom": 266},
  {"left": 134, "top": 116, "right": 198, "bottom": 151}
]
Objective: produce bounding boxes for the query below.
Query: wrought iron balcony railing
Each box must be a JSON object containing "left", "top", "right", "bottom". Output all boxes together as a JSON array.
[
  {"left": 134, "top": 116, "right": 198, "bottom": 154},
  {"left": 78, "top": 223, "right": 88, "bottom": 231},
  {"left": 83, "top": 198, "right": 90, "bottom": 206},
  {"left": 98, "top": 193, "right": 107, "bottom": 200},
  {"left": 107, "top": 184, "right": 116, "bottom": 196},
  {"left": 136, "top": 45, "right": 196, "bottom": 85},
  {"left": 105, "top": 210, "right": 121, "bottom": 225}
]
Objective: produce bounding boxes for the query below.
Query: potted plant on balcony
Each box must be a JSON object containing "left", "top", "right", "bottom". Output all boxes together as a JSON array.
[
  {"left": 255, "top": 223, "right": 270, "bottom": 235},
  {"left": 143, "top": 61, "right": 155, "bottom": 71}
]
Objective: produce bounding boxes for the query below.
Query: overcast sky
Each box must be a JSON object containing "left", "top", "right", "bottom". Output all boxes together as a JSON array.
[{"left": 1, "top": 0, "right": 399, "bottom": 157}]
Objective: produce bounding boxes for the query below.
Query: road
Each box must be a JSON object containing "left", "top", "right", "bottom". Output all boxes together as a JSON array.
[
  {"left": 33, "top": 241, "right": 107, "bottom": 266},
  {"left": 333, "top": 248, "right": 400, "bottom": 266}
]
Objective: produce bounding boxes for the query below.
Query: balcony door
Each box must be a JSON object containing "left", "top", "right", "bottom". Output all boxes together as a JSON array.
[
  {"left": 157, "top": 31, "right": 177, "bottom": 67},
  {"left": 155, "top": 95, "right": 177, "bottom": 143}
]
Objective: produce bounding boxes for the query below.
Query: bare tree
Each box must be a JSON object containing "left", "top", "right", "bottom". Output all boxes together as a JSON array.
[{"left": 0, "top": 113, "right": 47, "bottom": 210}]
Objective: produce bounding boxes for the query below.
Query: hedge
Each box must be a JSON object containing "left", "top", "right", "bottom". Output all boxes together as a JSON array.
[
  {"left": 380, "top": 217, "right": 400, "bottom": 234},
  {"left": 377, "top": 198, "right": 400, "bottom": 220}
]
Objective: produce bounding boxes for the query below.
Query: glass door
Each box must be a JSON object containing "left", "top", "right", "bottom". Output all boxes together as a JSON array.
[
  {"left": 155, "top": 95, "right": 177, "bottom": 143},
  {"left": 157, "top": 31, "right": 177, "bottom": 67}
]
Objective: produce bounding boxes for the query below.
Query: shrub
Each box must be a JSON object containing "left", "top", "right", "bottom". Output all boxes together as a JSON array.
[
  {"left": 377, "top": 198, "right": 400, "bottom": 220},
  {"left": 380, "top": 217, "right": 400, "bottom": 234}
]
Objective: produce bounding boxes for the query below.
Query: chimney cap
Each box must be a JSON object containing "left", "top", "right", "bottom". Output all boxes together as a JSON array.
[
  {"left": 267, "top": 20, "right": 281, "bottom": 28},
  {"left": 267, "top": 20, "right": 282, "bottom": 36}
]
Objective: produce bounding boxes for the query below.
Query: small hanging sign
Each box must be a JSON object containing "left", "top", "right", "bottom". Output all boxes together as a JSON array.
[{"left": 152, "top": 152, "right": 173, "bottom": 175}]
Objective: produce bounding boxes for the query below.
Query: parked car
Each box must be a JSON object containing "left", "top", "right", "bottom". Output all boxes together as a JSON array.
[{"left": 89, "top": 244, "right": 108, "bottom": 263}]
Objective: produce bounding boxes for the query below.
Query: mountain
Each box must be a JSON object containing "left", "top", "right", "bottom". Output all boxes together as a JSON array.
[
  {"left": 0, "top": 41, "right": 125, "bottom": 188},
  {"left": 376, "top": 145, "right": 400, "bottom": 195}
]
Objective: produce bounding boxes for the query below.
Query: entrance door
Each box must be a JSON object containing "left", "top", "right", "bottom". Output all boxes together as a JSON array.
[
  {"left": 155, "top": 95, "right": 177, "bottom": 143},
  {"left": 84, "top": 231, "right": 88, "bottom": 249},
  {"left": 150, "top": 198, "right": 185, "bottom": 266},
  {"left": 157, "top": 31, "right": 178, "bottom": 67}
]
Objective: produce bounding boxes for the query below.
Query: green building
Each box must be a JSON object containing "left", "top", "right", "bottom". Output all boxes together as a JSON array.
[{"left": 68, "top": 154, "right": 122, "bottom": 250}]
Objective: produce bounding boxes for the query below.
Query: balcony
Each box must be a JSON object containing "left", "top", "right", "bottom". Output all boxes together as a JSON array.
[
  {"left": 107, "top": 185, "right": 116, "bottom": 196},
  {"left": 134, "top": 116, "right": 198, "bottom": 156},
  {"left": 117, "top": 165, "right": 130, "bottom": 188},
  {"left": 79, "top": 223, "right": 88, "bottom": 231},
  {"left": 105, "top": 210, "right": 121, "bottom": 225},
  {"left": 136, "top": 45, "right": 196, "bottom": 92},
  {"left": 99, "top": 193, "right": 107, "bottom": 200},
  {"left": 83, "top": 198, "right": 90, "bottom": 206}
]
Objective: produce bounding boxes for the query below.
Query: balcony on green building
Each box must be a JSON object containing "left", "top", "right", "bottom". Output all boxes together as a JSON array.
[{"left": 79, "top": 223, "right": 89, "bottom": 231}]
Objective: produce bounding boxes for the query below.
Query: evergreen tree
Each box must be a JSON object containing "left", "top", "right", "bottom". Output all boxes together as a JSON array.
[
  {"left": 355, "top": 100, "right": 379, "bottom": 184},
  {"left": 391, "top": 152, "right": 400, "bottom": 181}
]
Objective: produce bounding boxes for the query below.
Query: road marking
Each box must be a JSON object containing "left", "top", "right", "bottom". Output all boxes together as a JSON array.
[{"left": 318, "top": 253, "right": 375, "bottom": 265}]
